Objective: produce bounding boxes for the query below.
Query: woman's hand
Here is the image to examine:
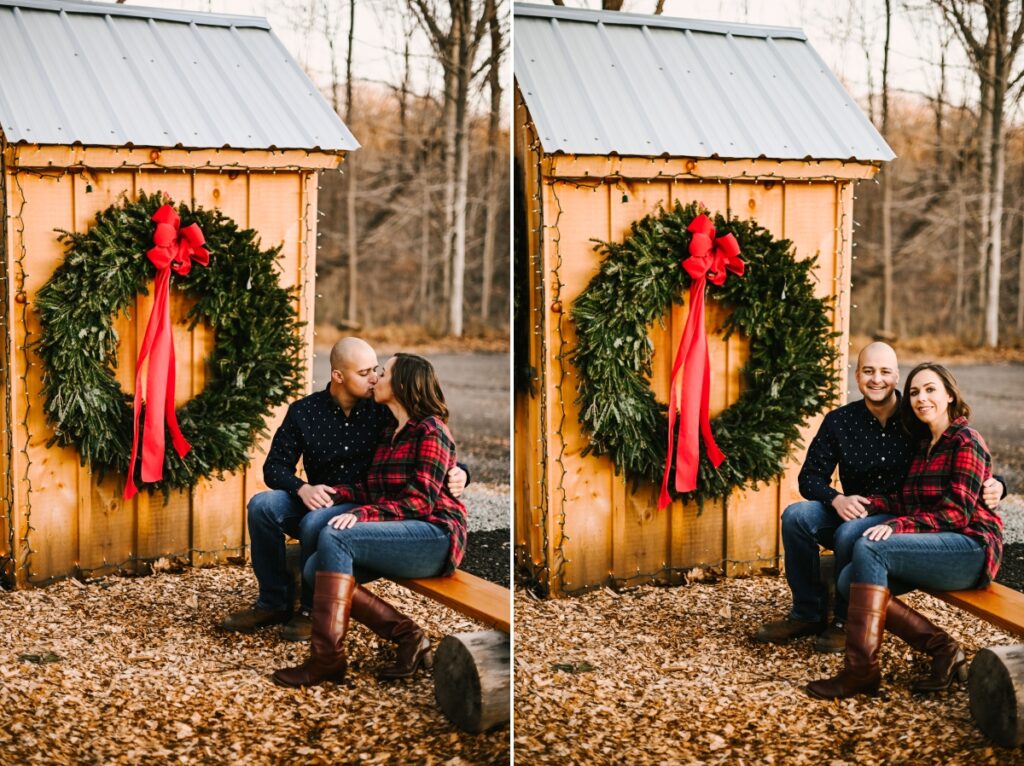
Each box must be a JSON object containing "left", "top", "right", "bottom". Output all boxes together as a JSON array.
[
  {"left": 862, "top": 524, "right": 894, "bottom": 541},
  {"left": 328, "top": 513, "right": 359, "bottom": 530}
]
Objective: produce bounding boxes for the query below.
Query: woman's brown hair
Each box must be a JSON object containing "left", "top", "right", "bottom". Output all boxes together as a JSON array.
[
  {"left": 900, "top": 362, "right": 971, "bottom": 438},
  {"left": 390, "top": 353, "right": 449, "bottom": 423}
]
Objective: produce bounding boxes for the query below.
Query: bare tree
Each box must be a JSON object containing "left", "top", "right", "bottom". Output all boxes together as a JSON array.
[
  {"left": 880, "top": 0, "right": 894, "bottom": 335},
  {"left": 480, "top": 0, "right": 504, "bottom": 323},
  {"left": 934, "top": 0, "right": 1024, "bottom": 347},
  {"left": 345, "top": 1, "right": 360, "bottom": 326},
  {"left": 409, "top": 0, "right": 495, "bottom": 337}
]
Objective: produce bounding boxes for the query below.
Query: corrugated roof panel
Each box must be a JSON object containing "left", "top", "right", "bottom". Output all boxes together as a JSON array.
[
  {"left": 514, "top": 2, "right": 894, "bottom": 162},
  {"left": 0, "top": 0, "right": 358, "bottom": 152}
]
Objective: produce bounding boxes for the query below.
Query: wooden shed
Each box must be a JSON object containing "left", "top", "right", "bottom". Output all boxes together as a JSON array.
[
  {"left": 0, "top": 0, "right": 358, "bottom": 587},
  {"left": 513, "top": 3, "right": 894, "bottom": 596}
]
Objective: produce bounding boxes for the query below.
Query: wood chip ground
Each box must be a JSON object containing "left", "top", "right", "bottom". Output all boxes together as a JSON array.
[
  {"left": 515, "top": 575, "right": 1024, "bottom": 765},
  {"left": 0, "top": 565, "right": 509, "bottom": 765}
]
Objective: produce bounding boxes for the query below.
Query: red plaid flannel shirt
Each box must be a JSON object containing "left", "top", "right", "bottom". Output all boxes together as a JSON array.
[
  {"left": 330, "top": 416, "right": 467, "bottom": 575},
  {"left": 870, "top": 417, "right": 1002, "bottom": 587}
]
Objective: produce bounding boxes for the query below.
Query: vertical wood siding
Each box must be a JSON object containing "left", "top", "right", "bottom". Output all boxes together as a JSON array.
[
  {"left": 3, "top": 151, "right": 317, "bottom": 585},
  {"left": 518, "top": 147, "right": 869, "bottom": 596}
]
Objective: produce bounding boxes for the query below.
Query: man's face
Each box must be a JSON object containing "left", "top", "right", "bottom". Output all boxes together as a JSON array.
[
  {"left": 855, "top": 348, "right": 899, "bottom": 405},
  {"left": 333, "top": 348, "right": 381, "bottom": 400}
]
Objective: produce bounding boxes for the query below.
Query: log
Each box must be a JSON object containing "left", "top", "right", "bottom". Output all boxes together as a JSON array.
[
  {"left": 433, "top": 630, "right": 510, "bottom": 733},
  {"left": 969, "top": 645, "right": 1024, "bottom": 747}
]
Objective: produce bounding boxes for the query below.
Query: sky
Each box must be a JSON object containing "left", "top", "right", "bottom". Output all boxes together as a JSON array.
[
  {"left": 548, "top": 0, "right": 997, "bottom": 117},
  {"left": 132, "top": 0, "right": 510, "bottom": 121}
]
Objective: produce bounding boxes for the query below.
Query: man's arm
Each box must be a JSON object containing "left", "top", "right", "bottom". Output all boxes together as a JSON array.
[
  {"left": 798, "top": 416, "right": 842, "bottom": 505},
  {"left": 798, "top": 414, "right": 870, "bottom": 521},
  {"left": 447, "top": 463, "right": 470, "bottom": 497},
  {"left": 263, "top": 406, "right": 305, "bottom": 494},
  {"left": 981, "top": 475, "right": 1007, "bottom": 510}
]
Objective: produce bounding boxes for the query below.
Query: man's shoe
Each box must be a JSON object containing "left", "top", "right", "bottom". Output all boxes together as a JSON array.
[
  {"left": 753, "top": 617, "right": 824, "bottom": 644},
  {"left": 814, "top": 622, "right": 846, "bottom": 654},
  {"left": 281, "top": 609, "right": 312, "bottom": 642},
  {"left": 219, "top": 606, "right": 290, "bottom": 633}
]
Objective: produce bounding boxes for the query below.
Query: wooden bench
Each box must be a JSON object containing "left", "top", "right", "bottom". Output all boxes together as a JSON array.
[
  {"left": 283, "top": 544, "right": 509, "bottom": 732},
  {"left": 821, "top": 552, "right": 1024, "bottom": 745},
  {"left": 391, "top": 571, "right": 510, "bottom": 733},
  {"left": 925, "top": 583, "right": 1024, "bottom": 638},
  {"left": 394, "top": 569, "right": 510, "bottom": 633}
]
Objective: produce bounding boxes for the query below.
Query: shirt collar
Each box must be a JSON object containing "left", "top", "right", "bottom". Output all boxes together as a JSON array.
[{"left": 321, "top": 383, "right": 374, "bottom": 415}]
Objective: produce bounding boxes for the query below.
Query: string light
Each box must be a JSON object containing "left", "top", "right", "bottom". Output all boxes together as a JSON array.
[{"left": 0, "top": 135, "right": 14, "bottom": 589}]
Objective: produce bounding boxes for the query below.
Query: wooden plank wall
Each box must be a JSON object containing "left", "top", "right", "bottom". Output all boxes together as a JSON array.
[
  {"left": 0, "top": 170, "right": 11, "bottom": 574},
  {"left": 513, "top": 93, "right": 550, "bottom": 590},
  {"left": 535, "top": 159, "right": 860, "bottom": 596},
  {"left": 3, "top": 152, "right": 317, "bottom": 585}
]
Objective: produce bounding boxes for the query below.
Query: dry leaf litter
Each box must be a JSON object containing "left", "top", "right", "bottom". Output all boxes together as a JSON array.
[
  {"left": 515, "top": 573, "right": 1024, "bottom": 766},
  {"left": 0, "top": 564, "right": 509, "bottom": 765}
]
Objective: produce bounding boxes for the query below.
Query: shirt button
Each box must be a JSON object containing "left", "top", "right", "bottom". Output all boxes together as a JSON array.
[{"left": 881, "top": 457, "right": 886, "bottom": 462}]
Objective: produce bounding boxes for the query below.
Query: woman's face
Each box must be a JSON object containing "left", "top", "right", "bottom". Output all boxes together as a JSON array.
[
  {"left": 373, "top": 357, "right": 396, "bottom": 405},
  {"left": 908, "top": 369, "right": 953, "bottom": 429}
]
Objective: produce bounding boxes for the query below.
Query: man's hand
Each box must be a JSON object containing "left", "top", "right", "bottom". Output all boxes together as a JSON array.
[
  {"left": 328, "top": 513, "right": 358, "bottom": 530},
  {"left": 832, "top": 494, "right": 870, "bottom": 522},
  {"left": 982, "top": 477, "right": 1003, "bottom": 511},
  {"left": 297, "top": 483, "right": 336, "bottom": 510},
  {"left": 447, "top": 465, "right": 468, "bottom": 498},
  {"left": 862, "top": 524, "right": 894, "bottom": 541}
]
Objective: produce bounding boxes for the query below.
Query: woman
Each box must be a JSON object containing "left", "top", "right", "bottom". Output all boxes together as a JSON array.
[
  {"left": 273, "top": 353, "right": 467, "bottom": 688},
  {"left": 807, "top": 362, "right": 1002, "bottom": 700}
]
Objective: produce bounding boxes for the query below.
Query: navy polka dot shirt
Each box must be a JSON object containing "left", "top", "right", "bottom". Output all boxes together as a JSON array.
[
  {"left": 799, "top": 396, "right": 916, "bottom": 504},
  {"left": 263, "top": 385, "right": 391, "bottom": 494}
]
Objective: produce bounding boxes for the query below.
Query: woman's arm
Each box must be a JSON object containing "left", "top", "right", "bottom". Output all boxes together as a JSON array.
[
  {"left": 350, "top": 423, "right": 456, "bottom": 522},
  {"left": 884, "top": 432, "right": 990, "bottom": 534}
]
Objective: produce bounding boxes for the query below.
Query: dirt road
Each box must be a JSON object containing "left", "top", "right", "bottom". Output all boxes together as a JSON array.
[{"left": 313, "top": 349, "right": 510, "bottom": 485}]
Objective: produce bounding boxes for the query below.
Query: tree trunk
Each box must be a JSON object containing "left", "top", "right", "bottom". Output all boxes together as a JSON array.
[
  {"left": 956, "top": 191, "right": 966, "bottom": 338},
  {"left": 420, "top": 180, "right": 431, "bottom": 326},
  {"left": 480, "top": 0, "right": 501, "bottom": 323},
  {"left": 449, "top": 0, "right": 471, "bottom": 338},
  {"left": 977, "top": 36, "right": 994, "bottom": 342},
  {"left": 880, "top": 0, "right": 893, "bottom": 334},
  {"left": 441, "top": 59, "right": 456, "bottom": 311},
  {"left": 345, "top": 0, "right": 359, "bottom": 326},
  {"left": 1018, "top": 212, "right": 1024, "bottom": 336}
]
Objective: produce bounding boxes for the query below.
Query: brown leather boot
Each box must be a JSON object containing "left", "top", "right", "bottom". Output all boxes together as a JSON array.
[
  {"left": 351, "top": 586, "right": 433, "bottom": 679},
  {"left": 272, "top": 572, "right": 356, "bottom": 688},
  {"left": 806, "top": 584, "right": 890, "bottom": 699},
  {"left": 219, "top": 605, "right": 290, "bottom": 633},
  {"left": 886, "top": 597, "right": 968, "bottom": 693}
]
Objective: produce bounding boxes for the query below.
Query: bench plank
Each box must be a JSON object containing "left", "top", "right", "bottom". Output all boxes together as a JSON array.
[
  {"left": 395, "top": 570, "right": 510, "bottom": 634},
  {"left": 925, "top": 583, "right": 1024, "bottom": 637}
]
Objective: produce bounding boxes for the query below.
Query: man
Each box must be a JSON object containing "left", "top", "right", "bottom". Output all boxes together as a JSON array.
[
  {"left": 754, "top": 342, "right": 1003, "bottom": 652},
  {"left": 220, "top": 336, "right": 467, "bottom": 640}
]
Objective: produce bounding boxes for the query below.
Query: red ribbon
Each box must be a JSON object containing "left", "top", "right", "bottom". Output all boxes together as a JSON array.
[
  {"left": 658, "top": 214, "right": 745, "bottom": 509},
  {"left": 124, "top": 204, "right": 210, "bottom": 500}
]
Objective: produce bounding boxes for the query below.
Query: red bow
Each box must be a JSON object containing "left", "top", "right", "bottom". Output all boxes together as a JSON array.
[
  {"left": 124, "top": 204, "right": 210, "bottom": 500},
  {"left": 658, "top": 214, "right": 745, "bottom": 509}
]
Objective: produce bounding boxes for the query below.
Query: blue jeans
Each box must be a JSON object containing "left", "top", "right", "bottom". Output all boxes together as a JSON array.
[
  {"left": 838, "top": 532, "right": 986, "bottom": 599},
  {"left": 781, "top": 500, "right": 893, "bottom": 622},
  {"left": 246, "top": 490, "right": 358, "bottom": 611},
  {"left": 303, "top": 519, "right": 450, "bottom": 587}
]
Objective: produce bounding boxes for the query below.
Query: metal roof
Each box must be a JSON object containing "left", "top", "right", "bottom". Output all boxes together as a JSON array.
[
  {"left": 0, "top": 0, "right": 359, "bottom": 152},
  {"left": 514, "top": 3, "right": 893, "bottom": 162}
]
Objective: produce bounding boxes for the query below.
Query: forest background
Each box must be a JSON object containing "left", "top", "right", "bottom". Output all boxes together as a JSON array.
[
  {"left": 140, "top": 0, "right": 511, "bottom": 339},
  {"left": 562, "top": 0, "right": 1024, "bottom": 350}
]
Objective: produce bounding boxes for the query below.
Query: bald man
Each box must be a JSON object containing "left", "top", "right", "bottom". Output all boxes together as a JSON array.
[
  {"left": 220, "top": 337, "right": 467, "bottom": 640},
  {"left": 755, "top": 343, "right": 1004, "bottom": 652}
]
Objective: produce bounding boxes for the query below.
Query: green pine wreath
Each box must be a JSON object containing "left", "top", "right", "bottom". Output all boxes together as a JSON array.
[
  {"left": 35, "top": 191, "right": 305, "bottom": 495},
  {"left": 571, "top": 201, "right": 840, "bottom": 504}
]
